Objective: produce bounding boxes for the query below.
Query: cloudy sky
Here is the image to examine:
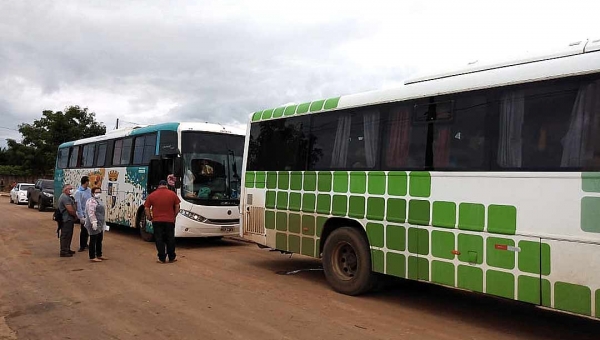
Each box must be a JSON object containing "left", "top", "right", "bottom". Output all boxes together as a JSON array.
[{"left": 1, "top": 0, "right": 599, "bottom": 146}]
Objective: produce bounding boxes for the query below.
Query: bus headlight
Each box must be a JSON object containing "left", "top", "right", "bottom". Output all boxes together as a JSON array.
[{"left": 179, "top": 210, "right": 207, "bottom": 223}]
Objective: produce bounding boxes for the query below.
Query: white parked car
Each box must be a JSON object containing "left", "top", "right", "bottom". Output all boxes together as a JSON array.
[{"left": 10, "top": 183, "right": 34, "bottom": 205}]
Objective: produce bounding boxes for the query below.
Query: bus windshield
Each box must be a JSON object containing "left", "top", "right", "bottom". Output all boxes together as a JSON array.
[{"left": 181, "top": 131, "right": 244, "bottom": 206}]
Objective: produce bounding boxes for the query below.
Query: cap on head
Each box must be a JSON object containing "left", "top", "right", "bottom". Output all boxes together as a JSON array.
[{"left": 159, "top": 180, "right": 168, "bottom": 186}]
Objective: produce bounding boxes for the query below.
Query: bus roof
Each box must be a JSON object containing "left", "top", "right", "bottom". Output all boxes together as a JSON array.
[
  {"left": 250, "top": 38, "right": 600, "bottom": 123},
  {"left": 58, "top": 122, "right": 244, "bottom": 149}
]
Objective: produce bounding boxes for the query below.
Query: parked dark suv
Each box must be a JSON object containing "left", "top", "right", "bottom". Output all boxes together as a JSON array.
[{"left": 27, "top": 179, "right": 54, "bottom": 211}]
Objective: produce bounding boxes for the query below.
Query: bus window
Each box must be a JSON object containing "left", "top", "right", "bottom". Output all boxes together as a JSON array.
[
  {"left": 437, "top": 94, "right": 488, "bottom": 170},
  {"left": 143, "top": 134, "right": 157, "bottom": 163},
  {"left": 385, "top": 104, "right": 423, "bottom": 169},
  {"left": 310, "top": 109, "right": 380, "bottom": 170},
  {"left": 57, "top": 148, "right": 69, "bottom": 169},
  {"left": 133, "top": 136, "right": 145, "bottom": 164},
  {"left": 112, "top": 140, "right": 123, "bottom": 165},
  {"left": 497, "top": 78, "right": 587, "bottom": 169},
  {"left": 159, "top": 131, "right": 178, "bottom": 155},
  {"left": 248, "top": 116, "right": 309, "bottom": 171},
  {"left": 69, "top": 146, "right": 80, "bottom": 168},
  {"left": 82, "top": 144, "right": 96, "bottom": 167},
  {"left": 132, "top": 134, "right": 157, "bottom": 165},
  {"left": 96, "top": 143, "right": 107, "bottom": 167},
  {"left": 120, "top": 138, "right": 133, "bottom": 165}
]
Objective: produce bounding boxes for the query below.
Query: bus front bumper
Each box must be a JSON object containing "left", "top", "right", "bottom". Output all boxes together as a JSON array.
[{"left": 175, "top": 215, "right": 240, "bottom": 238}]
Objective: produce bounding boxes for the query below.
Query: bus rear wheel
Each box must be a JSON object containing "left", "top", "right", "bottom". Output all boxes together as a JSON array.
[
  {"left": 322, "top": 227, "right": 375, "bottom": 296},
  {"left": 137, "top": 210, "right": 154, "bottom": 242}
]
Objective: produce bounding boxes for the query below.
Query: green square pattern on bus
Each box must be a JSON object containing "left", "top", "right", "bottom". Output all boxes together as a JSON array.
[{"left": 249, "top": 170, "right": 567, "bottom": 318}]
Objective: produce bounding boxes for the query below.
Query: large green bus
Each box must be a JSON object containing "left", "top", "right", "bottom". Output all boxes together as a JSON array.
[{"left": 240, "top": 39, "right": 600, "bottom": 319}]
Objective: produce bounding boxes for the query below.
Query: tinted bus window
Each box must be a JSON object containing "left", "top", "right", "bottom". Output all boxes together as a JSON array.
[
  {"left": 96, "top": 143, "right": 107, "bottom": 167},
  {"left": 309, "top": 108, "right": 381, "bottom": 170},
  {"left": 69, "top": 146, "right": 80, "bottom": 168},
  {"left": 496, "top": 77, "right": 597, "bottom": 170},
  {"left": 248, "top": 116, "right": 310, "bottom": 171},
  {"left": 143, "top": 134, "right": 157, "bottom": 163},
  {"left": 82, "top": 144, "right": 96, "bottom": 167},
  {"left": 133, "top": 136, "right": 145, "bottom": 164},
  {"left": 112, "top": 140, "right": 123, "bottom": 165},
  {"left": 57, "top": 148, "right": 69, "bottom": 169},
  {"left": 121, "top": 138, "right": 133, "bottom": 165}
]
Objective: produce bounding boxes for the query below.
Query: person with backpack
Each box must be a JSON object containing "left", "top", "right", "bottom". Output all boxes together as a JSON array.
[
  {"left": 57, "top": 184, "right": 78, "bottom": 257},
  {"left": 53, "top": 206, "right": 63, "bottom": 239},
  {"left": 84, "top": 187, "right": 107, "bottom": 262}
]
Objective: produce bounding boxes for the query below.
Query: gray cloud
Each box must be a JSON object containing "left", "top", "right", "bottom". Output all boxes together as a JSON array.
[{"left": 1, "top": 0, "right": 598, "bottom": 149}]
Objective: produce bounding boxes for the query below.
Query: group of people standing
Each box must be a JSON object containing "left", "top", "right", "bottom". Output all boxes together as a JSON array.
[
  {"left": 56, "top": 176, "right": 180, "bottom": 264},
  {"left": 57, "top": 176, "right": 106, "bottom": 262}
]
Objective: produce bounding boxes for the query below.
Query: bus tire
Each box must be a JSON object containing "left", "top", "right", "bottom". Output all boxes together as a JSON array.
[
  {"left": 322, "top": 226, "right": 375, "bottom": 296},
  {"left": 137, "top": 209, "right": 154, "bottom": 242}
]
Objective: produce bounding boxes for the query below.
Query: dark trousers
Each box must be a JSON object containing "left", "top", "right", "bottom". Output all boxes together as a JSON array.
[
  {"left": 89, "top": 232, "right": 103, "bottom": 259},
  {"left": 59, "top": 220, "right": 74, "bottom": 255},
  {"left": 153, "top": 222, "right": 176, "bottom": 261},
  {"left": 79, "top": 224, "right": 89, "bottom": 250}
]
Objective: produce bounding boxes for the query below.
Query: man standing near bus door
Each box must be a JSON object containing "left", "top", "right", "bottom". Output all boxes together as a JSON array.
[
  {"left": 144, "top": 180, "right": 181, "bottom": 263},
  {"left": 58, "top": 184, "right": 78, "bottom": 257},
  {"left": 75, "top": 176, "right": 92, "bottom": 252}
]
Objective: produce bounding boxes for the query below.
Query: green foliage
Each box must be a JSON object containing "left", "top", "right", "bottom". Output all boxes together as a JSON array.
[
  {"left": 0, "top": 106, "right": 106, "bottom": 175},
  {"left": 0, "top": 165, "right": 31, "bottom": 176}
]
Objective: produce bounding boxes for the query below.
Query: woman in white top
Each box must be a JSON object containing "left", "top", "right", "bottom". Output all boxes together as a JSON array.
[{"left": 85, "top": 187, "right": 107, "bottom": 262}]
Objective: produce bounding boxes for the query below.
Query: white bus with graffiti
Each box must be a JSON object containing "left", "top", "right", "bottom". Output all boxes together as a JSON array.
[
  {"left": 55, "top": 122, "right": 245, "bottom": 241},
  {"left": 241, "top": 39, "right": 600, "bottom": 319}
]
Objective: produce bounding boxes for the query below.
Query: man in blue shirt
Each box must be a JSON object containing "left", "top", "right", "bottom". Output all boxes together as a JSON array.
[{"left": 74, "top": 176, "right": 92, "bottom": 252}]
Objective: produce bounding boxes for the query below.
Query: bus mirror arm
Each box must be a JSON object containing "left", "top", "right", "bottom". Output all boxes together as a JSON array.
[{"left": 173, "top": 157, "right": 182, "bottom": 176}]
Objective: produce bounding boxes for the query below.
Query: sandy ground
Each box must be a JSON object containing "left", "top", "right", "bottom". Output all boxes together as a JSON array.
[{"left": 0, "top": 195, "right": 599, "bottom": 340}]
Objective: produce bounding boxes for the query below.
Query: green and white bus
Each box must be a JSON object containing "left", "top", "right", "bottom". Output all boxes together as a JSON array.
[
  {"left": 240, "top": 39, "right": 600, "bottom": 319},
  {"left": 55, "top": 122, "right": 245, "bottom": 241}
]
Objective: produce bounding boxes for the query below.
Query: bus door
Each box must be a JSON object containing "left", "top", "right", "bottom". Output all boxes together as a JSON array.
[{"left": 148, "top": 158, "right": 175, "bottom": 193}]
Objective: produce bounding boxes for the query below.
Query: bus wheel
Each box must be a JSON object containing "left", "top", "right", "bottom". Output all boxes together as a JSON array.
[
  {"left": 322, "top": 227, "right": 375, "bottom": 296},
  {"left": 137, "top": 210, "right": 154, "bottom": 242}
]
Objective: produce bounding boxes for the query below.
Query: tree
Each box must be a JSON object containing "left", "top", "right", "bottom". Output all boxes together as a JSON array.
[{"left": 4, "top": 106, "right": 106, "bottom": 175}]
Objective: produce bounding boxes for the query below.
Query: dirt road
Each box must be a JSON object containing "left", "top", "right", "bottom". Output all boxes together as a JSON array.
[{"left": 0, "top": 196, "right": 599, "bottom": 340}]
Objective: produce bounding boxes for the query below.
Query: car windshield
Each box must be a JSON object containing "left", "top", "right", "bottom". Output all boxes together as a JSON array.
[
  {"left": 41, "top": 181, "right": 53, "bottom": 189},
  {"left": 180, "top": 131, "right": 244, "bottom": 206},
  {"left": 20, "top": 185, "right": 33, "bottom": 190}
]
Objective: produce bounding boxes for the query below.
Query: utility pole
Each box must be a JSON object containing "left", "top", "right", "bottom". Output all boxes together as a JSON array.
[{"left": 115, "top": 118, "right": 119, "bottom": 129}]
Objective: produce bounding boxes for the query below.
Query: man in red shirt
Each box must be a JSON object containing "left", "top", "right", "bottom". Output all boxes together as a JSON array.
[{"left": 144, "top": 180, "right": 181, "bottom": 263}]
